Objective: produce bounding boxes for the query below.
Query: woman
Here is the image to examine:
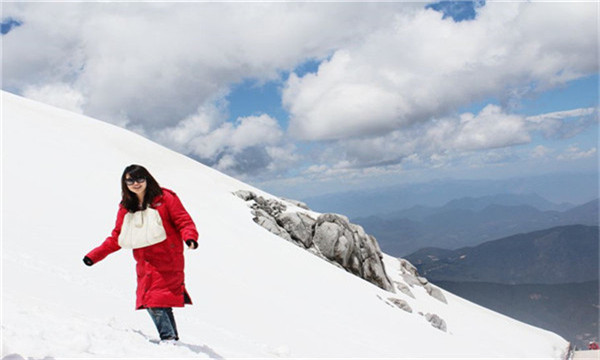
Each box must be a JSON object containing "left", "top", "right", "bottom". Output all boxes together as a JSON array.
[{"left": 83, "top": 164, "right": 198, "bottom": 344}]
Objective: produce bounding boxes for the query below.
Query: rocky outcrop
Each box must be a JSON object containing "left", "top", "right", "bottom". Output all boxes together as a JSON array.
[
  {"left": 397, "top": 259, "right": 447, "bottom": 304},
  {"left": 395, "top": 282, "right": 415, "bottom": 299},
  {"left": 424, "top": 313, "right": 447, "bottom": 332},
  {"left": 424, "top": 284, "right": 447, "bottom": 304},
  {"left": 233, "top": 190, "right": 394, "bottom": 292},
  {"left": 278, "top": 212, "right": 315, "bottom": 248},
  {"left": 235, "top": 190, "right": 452, "bottom": 332},
  {"left": 388, "top": 297, "right": 413, "bottom": 313},
  {"left": 312, "top": 214, "right": 394, "bottom": 292},
  {"left": 253, "top": 208, "right": 292, "bottom": 242}
]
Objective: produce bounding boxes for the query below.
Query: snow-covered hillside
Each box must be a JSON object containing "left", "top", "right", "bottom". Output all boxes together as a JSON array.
[{"left": 2, "top": 91, "right": 569, "bottom": 358}]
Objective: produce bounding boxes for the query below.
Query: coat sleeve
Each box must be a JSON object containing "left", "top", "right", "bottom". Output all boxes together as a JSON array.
[
  {"left": 165, "top": 190, "right": 198, "bottom": 242},
  {"left": 86, "top": 206, "right": 127, "bottom": 264}
]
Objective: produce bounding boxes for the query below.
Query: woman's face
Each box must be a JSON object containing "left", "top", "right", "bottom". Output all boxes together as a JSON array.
[{"left": 125, "top": 173, "right": 147, "bottom": 198}]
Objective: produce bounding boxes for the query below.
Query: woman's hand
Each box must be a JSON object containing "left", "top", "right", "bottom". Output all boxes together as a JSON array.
[
  {"left": 83, "top": 256, "right": 94, "bottom": 266},
  {"left": 185, "top": 239, "right": 198, "bottom": 250}
]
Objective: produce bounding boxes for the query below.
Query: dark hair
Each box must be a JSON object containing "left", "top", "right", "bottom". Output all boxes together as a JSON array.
[{"left": 120, "top": 164, "right": 163, "bottom": 212}]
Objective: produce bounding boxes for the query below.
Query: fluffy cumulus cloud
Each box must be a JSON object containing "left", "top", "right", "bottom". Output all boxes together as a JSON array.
[
  {"left": 304, "top": 104, "right": 597, "bottom": 176},
  {"left": 2, "top": 2, "right": 407, "bottom": 128},
  {"left": 283, "top": 2, "right": 597, "bottom": 141},
  {"left": 22, "top": 83, "right": 85, "bottom": 114},
  {"left": 157, "top": 103, "right": 295, "bottom": 178},
  {"left": 2, "top": 2, "right": 598, "bottom": 181},
  {"left": 347, "top": 105, "right": 530, "bottom": 168},
  {"left": 448, "top": 105, "right": 530, "bottom": 151},
  {"left": 2, "top": 2, "right": 413, "bottom": 177}
]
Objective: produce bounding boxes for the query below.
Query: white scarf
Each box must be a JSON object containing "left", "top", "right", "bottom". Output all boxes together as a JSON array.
[{"left": 118, "top": 207, "right": 167, "bottom": 249}]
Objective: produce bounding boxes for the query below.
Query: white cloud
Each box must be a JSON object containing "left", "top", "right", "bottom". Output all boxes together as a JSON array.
[
  {"left": 22, "top": 83, "right": 85, "bottom": 114},
  {"left": 557, "top": 146, "right": 597, "bottom": 161},
  {"left": 156, "top": 101, "right": 227, "bottom": 157},
  {"left": 284, "top": 2, "right": 597, "bottom": 141},
  {"left": 526, "top": 107, "right": 599, "bottom": 139},
  {"left": 451, "top": 105, "right": 530, "bottom": 151},
  {"left": 3, "top": 2, "right": 408, "bottom": 130},
  {"left": 299, "top": 101, "right": 598, "bottom": 181},
  {"left": 2, "top": 2, "right": 419, "bottom": 179},
  {"left": 230, "top": 114, "right": 284, "bottom": 151},
  {"left": 531, "top": 145, "right": 552, "bottom": 159},
  {"left": 308, "top": 102, "right": 599, "bottom": 183},
  {"left": 526, "top": 108, "right": 596, "bottom": 123},
  {"left": 157, "top": 107, "right": 294, "bottom": 178},
  {"left": 466, "top": 148, "right": 520, "bottom": 168},
  {"left": 323, "top": 104, "right": 530, "bottom": 170},
  {"left": 3, "top": 2, "right": 597, "bottom": 182},
  {"left": 264, "top": 144, "right": 301, "bottom": 175}
]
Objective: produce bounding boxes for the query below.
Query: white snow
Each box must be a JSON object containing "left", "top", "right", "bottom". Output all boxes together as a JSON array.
[
  {"left": 2, "top": 91, "right": 569, "bottom": 358},
  {"left": 573, "top": 350, "right": 600, "bottom": 359}
]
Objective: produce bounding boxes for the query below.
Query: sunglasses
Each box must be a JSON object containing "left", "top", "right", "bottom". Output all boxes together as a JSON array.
[{"left": 125, "top": 177, "right": 146, "bottom": 186}]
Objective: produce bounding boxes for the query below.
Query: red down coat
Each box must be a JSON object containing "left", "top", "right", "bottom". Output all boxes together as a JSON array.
[{"left": 86, "top": 188, "right": 198, "bottom": 310}]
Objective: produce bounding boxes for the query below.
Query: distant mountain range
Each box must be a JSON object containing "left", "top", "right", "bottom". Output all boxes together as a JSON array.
[
  {"left": 303, "top": 174, "right": 598, "bottom": 219},
  {"left": 353, "top": 196, "right": 598, "bottom": 256},
  {"left": 403, "top": 225, "right": 599, "bottom": 349},
  {"left": 395, "top": 193, "right": 574, "bottom": 217},
  {"left": 434, "top": 281, "right": 598, "bottom": 350},
  {"left": 405, "top": 225, "right": 599, "bottom": 284}
]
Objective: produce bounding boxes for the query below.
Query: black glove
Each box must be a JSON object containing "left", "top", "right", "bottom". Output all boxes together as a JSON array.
[
  {"left": 83, "top": 256, "right": 94, "bottom": 266},
  {"left": 185, "top": 239, "right": 198, "bottom": 249}
]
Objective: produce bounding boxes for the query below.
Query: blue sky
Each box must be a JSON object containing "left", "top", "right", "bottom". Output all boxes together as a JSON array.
[
  {"left": 2, "top": 1, "right": 598, "bottom": 200},
  {"left": 0, "top": 18, "right": 22, "bottom": 35},
  {"left": 226, "top": 59, "right": 323, "bottom": 129},
  {"left": 426, "top": 0, "right": 484, "bottom": 22}
]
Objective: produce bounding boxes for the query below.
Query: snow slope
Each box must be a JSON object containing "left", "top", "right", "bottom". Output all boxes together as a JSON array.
[{"left": 2, "top": 91, "right": 569, "bottom": 358}]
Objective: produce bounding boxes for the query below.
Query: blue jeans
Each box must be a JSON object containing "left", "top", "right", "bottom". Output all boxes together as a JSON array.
[{"left": 147, "top": 307, "right": 179, "bottom": 340}]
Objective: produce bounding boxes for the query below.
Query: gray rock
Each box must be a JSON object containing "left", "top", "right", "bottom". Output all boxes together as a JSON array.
[
  {"left": 388, "top": 298, "right": 413, "bottom": 313},
  {"left": 251, "top": 196, "right": 287, "bottom": 217},
  {"left": 395, "top": 281, "right": 416, "bottom": 298},
  {"left": 277, "top": 212, "right": 315, "bottom": 248},
  {"left": 252, "top": 209, "right": 292, "bottom": 241},
  {"left": 307, "top": 245, "right": 324, "bottom": 258},
  {"left": 399, "top": 259, "right": 420, "bottom": 277},
  {"left": 313, "top": 214, "right": 394, "bottom": 292},
  {"left": 233, "top": 190, "right": 256, "bottom": 201},
  {"left": 313, "top": 220, "right": 343, "bottom": 259},
  {"left": 424, "top": 284, "right": 448, "bottom": 304},
  {"left": 397, "top": 258, "right": 446, "bottom": 303},
  {"left": 362, "top": 251, "right": 394, "bottom": 292},
  {"left": 401, "top": 273, "right": 422, "bottom": 287},
  {"left": 425, "top": 313, "right": 447, "bottom": 332}
]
